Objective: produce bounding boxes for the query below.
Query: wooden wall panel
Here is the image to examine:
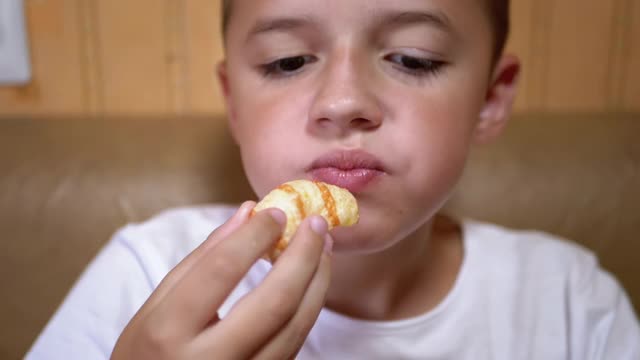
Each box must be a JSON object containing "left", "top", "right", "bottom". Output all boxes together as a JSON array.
[
  {"left": 94, "top": 0, "right": 172, "bottom": 114},
  {"left": 607, "top": 0, "right": 627, "bottom": 110},
  {"left": 184, "top": 0, "right": 226, "bottom": 115},
  {"left": 0, "top": 0, "right": 638, "bottom": 117},
  {"left": 505, "top": 0, "right": 535, "bottom": 111},
  {"left": 524, "top": 0, "right": 554, "bottom": 110},
  {"left": 623, "top": 0, "right": 640, "bottom": 111},
  {"left": 543, "top": 0, "right": 617, "bottom": 111},
  {"left": 0, "top": 0, "right": 86, "bottom": 116}
]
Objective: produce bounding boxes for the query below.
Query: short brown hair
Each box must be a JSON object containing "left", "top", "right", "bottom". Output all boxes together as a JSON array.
[{"left": 221, "top": 0, "right": 509, "bottom": 64}]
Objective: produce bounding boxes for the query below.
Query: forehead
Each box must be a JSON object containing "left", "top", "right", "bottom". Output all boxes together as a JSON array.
[{"left": 226, "top": 0, "right": 491, "bottom": 41}]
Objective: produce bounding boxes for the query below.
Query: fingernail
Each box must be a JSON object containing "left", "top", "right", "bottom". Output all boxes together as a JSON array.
[
  {"left": 267, "top": 208, "right": 287, "bottom": 227},
  {"left": 309, "top": 216, "right": 328, "bottom": 236},
  {"left": 237, "top": 201, "right": 255, "bottom": 218},
  {"left": 323, "top": 234, "right": 334, "bottom": 254}
]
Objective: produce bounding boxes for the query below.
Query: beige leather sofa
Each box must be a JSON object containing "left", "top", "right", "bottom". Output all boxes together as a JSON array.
[{"left": 1, "top": 113, "right": 638, "bottom": 359}]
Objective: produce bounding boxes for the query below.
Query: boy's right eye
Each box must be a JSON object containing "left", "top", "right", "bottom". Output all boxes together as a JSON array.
[{"left": 260, "top": 55, "right": 317, "bottom": 77}]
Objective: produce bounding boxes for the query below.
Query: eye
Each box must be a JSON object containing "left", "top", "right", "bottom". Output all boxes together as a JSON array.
[
  {"left": 261, "top": 55, "right": 317, "bottom": 77},
  {"left": 385, "top": 54, "right": 445, "bottom": 77}
]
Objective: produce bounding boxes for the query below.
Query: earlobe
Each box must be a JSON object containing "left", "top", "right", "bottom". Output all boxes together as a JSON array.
[{"left": 474, "top": 54, "right": 521, "bottom": 144}]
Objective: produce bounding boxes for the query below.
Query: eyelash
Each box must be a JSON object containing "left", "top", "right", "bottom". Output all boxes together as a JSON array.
[
  {"left": 260, "top": 55, "right": 317, "bottom": 77},
  {"left": 385, "top": 54, "right": 446, "bottom": 78},
  {"left": 259, "top": 54, "right": 446, "bottom": 79}
]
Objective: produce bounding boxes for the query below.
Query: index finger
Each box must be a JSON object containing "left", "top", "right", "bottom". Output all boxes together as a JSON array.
[
  {"left": 140, "top": 201, "right": 256, "bottom": 313},
  {"left": 153, "top": 208, "right": 287, "bottom": 336},
  {"left": 197, "top": 216, "right": 329, "bottom": 359}
]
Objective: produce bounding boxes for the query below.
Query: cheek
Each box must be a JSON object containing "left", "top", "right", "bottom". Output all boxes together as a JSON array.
[
  {"left": 387, "top": 84, "right": 479, "bottom": 203},
  {"left": 237, "top": 125, "right": 294, "bottom": 198},
  {"left": 230, "top": 80, "right": 314, "bottom": 197}
]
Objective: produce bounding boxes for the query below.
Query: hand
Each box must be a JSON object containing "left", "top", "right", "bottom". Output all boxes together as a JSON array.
[{"left": 111, "top": 201, "right": 333, "bottom": 360}]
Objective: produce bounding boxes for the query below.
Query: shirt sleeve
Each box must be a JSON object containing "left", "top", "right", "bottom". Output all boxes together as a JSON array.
[
  {"left": 569, "top": 254, "right": 640, "bottom": 360},
  {"left": 25, "top": 232, "right": 154, "bottom": 360}
]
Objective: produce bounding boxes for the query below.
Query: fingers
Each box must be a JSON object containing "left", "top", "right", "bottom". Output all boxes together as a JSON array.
[
  {"left": 252, "top": 239, "right": 332, "bottom": 360},
  {"left": 194, "top": 216, "right": 330, "bottom": 359},
  {"left": 153, "top": 207, "right": 287, "bottom": 336},
  {"left": 141, "top": 201, "right": 257, "bottom": 313}
]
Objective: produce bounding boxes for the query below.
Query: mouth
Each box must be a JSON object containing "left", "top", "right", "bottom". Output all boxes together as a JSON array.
[{"left": 307, "top": 149, "right": 387, "bottom": 194}]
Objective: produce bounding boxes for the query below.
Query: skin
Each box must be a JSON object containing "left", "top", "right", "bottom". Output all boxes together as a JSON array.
[{"left": 112, "top": 0, "right": 520, "bottom": 358}]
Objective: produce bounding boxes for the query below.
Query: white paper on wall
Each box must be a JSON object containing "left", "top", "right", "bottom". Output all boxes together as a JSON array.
[{"left": 0, "top": 0, "right": 31, "bottom": 85}]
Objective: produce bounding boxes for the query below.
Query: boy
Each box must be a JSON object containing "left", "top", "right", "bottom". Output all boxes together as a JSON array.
[{"left": 28, "top": 0, "right": 640, "bottom": 359}]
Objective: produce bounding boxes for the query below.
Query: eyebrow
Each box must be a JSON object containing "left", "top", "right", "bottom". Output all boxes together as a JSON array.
[
  {"left": 244, "top": 9, "right": 455, "bottom": 44},
  {"left": 246, "top": 16, "right": 317, "bottom": 43},
  {"left": 375, "top": 10, "right": 455, "bottom": 35}
]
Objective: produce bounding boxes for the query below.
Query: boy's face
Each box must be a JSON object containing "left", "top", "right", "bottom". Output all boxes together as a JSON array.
[{"left": 219, "top": 0, "right": 518, "bottom": 253}]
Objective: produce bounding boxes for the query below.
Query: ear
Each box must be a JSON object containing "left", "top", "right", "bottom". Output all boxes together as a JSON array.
[
  {"left": 473, "top": 54, "right": 521, "bottom": 144},
  {"left": 217, "top": 60, "right": 239, "bottom": 144}
]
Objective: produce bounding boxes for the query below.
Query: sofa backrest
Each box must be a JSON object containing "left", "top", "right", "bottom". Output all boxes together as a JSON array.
[{"left": 1, "top": 113, "right": 638, "bottom": 358}]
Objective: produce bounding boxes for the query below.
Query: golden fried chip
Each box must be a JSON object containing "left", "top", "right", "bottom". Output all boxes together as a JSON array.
[{"left": 253, "top": 180, "right": 359, "bottom": 261}]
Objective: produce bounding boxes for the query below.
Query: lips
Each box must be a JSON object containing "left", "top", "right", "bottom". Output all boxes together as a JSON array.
[{"left": 308, "top": 150, "right": 386, "bottom": 193}]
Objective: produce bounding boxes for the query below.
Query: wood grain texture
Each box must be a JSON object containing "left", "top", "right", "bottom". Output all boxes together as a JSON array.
[
  {"left": 505, "top": 0, "right": 535, "bottom": 111},
  {"left": 543, "top": 0, "right": 616, "bottom": 111},
  {"left": 526, "top": 0, "right": 554, "bottom": 110},
  {"left": 623, "top": 0, "right": 640, "bottom": 111},
  {"left": 165, "top": 0, "right": 187, "bottom": 114},
  {"left": 0, "top": 0, "right": 86, "bottom": 116},
  {"left": 78, "top": 0, "right": 103, "bottom": 114},
  {"left": 0, "top": 0, "right": 638, "bottom": 117},
  {"left": 94, "top": 0, "right": 172, "bottom": 114},
  {"left": 184, "top": 0, "right": 227, "bottom": 115}
]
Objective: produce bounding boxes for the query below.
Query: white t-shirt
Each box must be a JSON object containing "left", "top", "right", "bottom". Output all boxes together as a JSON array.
[{"left": 26, "top": 205, "right": 640, "bottom": 359}]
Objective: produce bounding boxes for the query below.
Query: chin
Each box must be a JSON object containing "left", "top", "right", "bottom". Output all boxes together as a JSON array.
[
  {"left": 329, "top": 216, "right": 401, "bottom": 254},
  {"left": 330, "top": 201, "right": 438, "bottom": 255}
]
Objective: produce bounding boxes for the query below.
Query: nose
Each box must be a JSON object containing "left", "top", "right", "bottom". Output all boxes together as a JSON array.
[{"left": 308, "top": 51, "right": 383, "bottom": 134}]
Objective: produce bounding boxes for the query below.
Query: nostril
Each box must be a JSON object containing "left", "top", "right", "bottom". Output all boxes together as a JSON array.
[
  {"left": 317, "top": 118, "right": 333, "bottom": 127},
  {"left": 351, "top": 118, "right": 377, "bottom": 129}
]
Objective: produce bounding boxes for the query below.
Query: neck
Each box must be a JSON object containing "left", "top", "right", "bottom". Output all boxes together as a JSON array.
[{"left": 325, "top": 215, "right": 463, "bottom": 321}]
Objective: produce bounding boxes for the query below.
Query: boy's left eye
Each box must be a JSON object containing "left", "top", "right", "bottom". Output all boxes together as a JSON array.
[{"left": 385, "top": 54, "right": 445, "bottom": 76}]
